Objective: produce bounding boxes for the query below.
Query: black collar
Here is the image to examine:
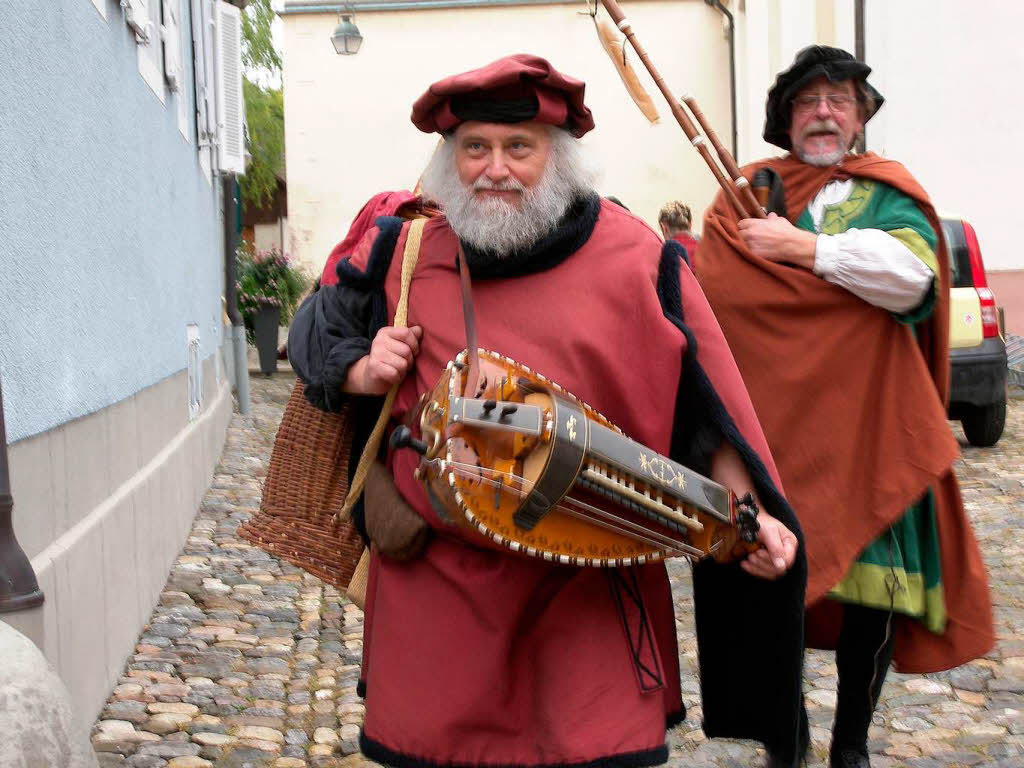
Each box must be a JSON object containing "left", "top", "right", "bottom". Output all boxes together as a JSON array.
[{"left": 460, "top": 193, "right": 601, "bottom": 279}]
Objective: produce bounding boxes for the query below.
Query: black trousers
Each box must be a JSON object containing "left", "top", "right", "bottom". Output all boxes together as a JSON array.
[{"left": 832, "top": 603, "right": 897, "bottom": 754}]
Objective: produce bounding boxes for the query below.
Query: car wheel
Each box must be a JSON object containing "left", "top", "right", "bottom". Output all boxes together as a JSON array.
[{"left": 960, "top": 399, "right": 1006, "bottom": 447}]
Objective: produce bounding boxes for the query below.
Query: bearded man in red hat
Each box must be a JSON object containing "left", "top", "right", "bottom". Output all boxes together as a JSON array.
[
  {"left": 289, "top": 54, "right": 806, "bottom": 768},
  {"left": 693, "top": 46, "right": 994, "bottom": 768}
]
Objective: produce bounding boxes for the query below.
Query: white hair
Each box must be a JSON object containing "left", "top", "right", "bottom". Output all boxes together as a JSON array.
[{"left": 419, "top": 126, "right": 599, "bottom": 256}]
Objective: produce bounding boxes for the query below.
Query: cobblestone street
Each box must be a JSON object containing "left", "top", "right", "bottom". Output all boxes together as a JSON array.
[{"left": 91, "top": 374, "right": 1024, "bottom": 768}]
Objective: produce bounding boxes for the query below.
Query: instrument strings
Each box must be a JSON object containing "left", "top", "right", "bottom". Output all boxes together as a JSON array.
[{"left": 437, "top": 460, "right": 705, "bottom": 560}]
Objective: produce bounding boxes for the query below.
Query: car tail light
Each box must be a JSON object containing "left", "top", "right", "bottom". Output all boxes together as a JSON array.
[
  {"left": 976, "top": 287, "right": 999, "bottom": 338},
  {"left": 962, "top": 220, "right": 1000, "bottom": 338}
]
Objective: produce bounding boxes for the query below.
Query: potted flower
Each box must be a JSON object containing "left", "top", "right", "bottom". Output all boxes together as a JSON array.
[{"left": 237, "top": 245, "right": 310, "bottom": 374}]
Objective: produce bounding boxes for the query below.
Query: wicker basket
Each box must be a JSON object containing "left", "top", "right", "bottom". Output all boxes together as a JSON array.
[{"left": 238, "top": 381, "right": 365, "bottom": 588}]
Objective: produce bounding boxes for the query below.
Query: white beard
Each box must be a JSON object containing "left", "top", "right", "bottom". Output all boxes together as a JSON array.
[
  {"left": 794, "top": 118, "right": 850, "bottom": 167},
  {"left": 796, "top": 146, "right": 846, "bottom": 167},
  {"left": 420, "top": 128, "right": 598, "bottom": 257}
]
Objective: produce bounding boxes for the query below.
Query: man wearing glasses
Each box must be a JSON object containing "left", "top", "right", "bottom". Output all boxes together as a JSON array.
[{"left": 693, "top": 46, "right": 993, "bottom": 768}]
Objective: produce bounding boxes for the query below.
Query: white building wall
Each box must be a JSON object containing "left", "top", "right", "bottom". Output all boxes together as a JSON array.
[
  {"left": 736, "top": 0, "right": 1021, "bottom": 274},
  {"left": 865, "top": 1, "right": 1023, "bottom": 271},
  {"left": 282, "top": 0, "right": 734, "bottom": 275},
  {"left": 735, "top": 0, "right": 781, "bottom": 164},
  {"left": 286, "top": 0, "right": 1024, "bottom": 276},
  {"left": 254, "top": 219, "right": 287, "bottom": 254}
]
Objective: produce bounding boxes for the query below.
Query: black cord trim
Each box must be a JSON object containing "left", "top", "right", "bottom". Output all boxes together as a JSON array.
[
  {"left": 332, "top": 216, "right": 405, "bottom": 527},
  {"left": 335, "top": 216, "right": 404, "bottom": 288},
  {"left": 655, "top": 244, "right": 800, "bottom": 533},
  {"left": 655, "top": 244, "right": 808, "bottom": 763},
  {"left": 359, "top": 730, "right": 669, "bottom": 768},
  {"left": 333, "top": 215, "right": 405, "bottom": 339},
  {"left": 663, "top": 237, "right": 691, "bottom": 269},
  {"left": 606, "top": 569, "right": 665, "bottom": 693}
]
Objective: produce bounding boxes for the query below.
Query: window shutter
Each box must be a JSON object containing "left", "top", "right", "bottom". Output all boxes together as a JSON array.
[
  {"left": 215, "top": 0, "right": 246, "bottom": 175},
  {"left": 203, "top": 0, "right": 218, "bottom": 142},
  {"left": 161, "top": 0, "right": 183, "bottom": 92},
  {"left": 190, "top": 0, "right": 218, "bottom": 146},
  {"left": 122, "top": 0, "right": 154, "bottom": 42}
]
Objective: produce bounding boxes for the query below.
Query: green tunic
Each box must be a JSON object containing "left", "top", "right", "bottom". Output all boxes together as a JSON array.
[{"left": 796, "top": 179, "right": 946, "bottom": 634}]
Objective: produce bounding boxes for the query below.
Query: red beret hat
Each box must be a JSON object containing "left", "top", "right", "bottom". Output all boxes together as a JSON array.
[{"left": 411, "top": 54, "right": 595, "bottom": 138}]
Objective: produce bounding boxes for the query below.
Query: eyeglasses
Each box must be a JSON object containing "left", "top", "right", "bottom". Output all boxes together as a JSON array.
[{"left": 792, "top": 92, "right": 856, "bottom": 113}]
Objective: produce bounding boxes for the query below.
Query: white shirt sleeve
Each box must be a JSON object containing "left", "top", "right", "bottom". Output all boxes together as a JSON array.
[{"left": 813, "top": 228, "right": 935, "bottom": 313}]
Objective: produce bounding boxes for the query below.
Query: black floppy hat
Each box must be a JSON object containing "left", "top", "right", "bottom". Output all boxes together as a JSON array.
[{"left": 763, "top": 45, "right": 885, "bottom": 150}]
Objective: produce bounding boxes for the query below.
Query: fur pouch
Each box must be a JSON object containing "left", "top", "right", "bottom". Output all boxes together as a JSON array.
[{"left": 364, "top": 460, "right": 430, "bottom": 561}]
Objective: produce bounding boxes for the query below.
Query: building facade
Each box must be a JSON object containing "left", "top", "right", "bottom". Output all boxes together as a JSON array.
[
  {"left": 0, "top": 0, "right": 246, "bottom": 731},
  {"left": 281, "top": 0, "right": 1023, "bottom": 330},
  {"left": 861, "top": 1, "right": 1024, "bottom": 331},
  {"left": 281, "top": 0, "right": 738, "bottom": 276}
]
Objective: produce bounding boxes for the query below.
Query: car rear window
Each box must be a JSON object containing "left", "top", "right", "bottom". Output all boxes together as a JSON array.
[{"left": 941, "top": 218, "right": 974, "bottom": 288}]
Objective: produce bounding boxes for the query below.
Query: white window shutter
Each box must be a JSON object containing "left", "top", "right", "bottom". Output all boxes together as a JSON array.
[
  {"left": 190, "top": 0, "right": 210, "bottom": 143},
  {"left": 190, "top": 0, "right": 219, "bottom": 145},
  {"left": 215, "top": 0, "right": 245, "bottom": 175},
  {"left": 202, "top": 0, "right": 218, "bottom": 141},
  {"left": 122, "top": 0, "right": 154, "bottom": 42},
  {"left": 161, "top": 0, "right": 183, "bottom": 92}
]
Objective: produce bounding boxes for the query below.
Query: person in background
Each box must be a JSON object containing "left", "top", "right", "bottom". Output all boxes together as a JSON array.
[
  {"left": 693, "top": 45, "right": 994, "bottom": 768},
  {"left": 658, "top": 200, "right": 700, "bottom": 260}
]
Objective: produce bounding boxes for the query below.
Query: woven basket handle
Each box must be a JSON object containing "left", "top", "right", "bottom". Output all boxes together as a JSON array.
[{"left": 336, "top": 217, "right": 426, "bottom": 523}]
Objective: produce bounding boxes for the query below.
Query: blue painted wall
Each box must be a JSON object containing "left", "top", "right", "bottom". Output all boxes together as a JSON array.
[{"left": 0, "top": 0, "right": 225, "bottom": 443}]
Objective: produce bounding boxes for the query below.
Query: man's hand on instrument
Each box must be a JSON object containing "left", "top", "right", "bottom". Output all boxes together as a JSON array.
[
  {"left": 741, "top": 512, "right": 798, "bottom": 580},
  {"left": 738, "top": 212, "right": 817, "bottom": 270},
  {"left": 345, "top": 325, "right": 423, "bottom": 395}
]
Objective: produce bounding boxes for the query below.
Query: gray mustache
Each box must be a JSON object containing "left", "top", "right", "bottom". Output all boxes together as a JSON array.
[
  {"left": 472, "top": 178, "right": 527, "bottom": 192},
  {"left": 804, "top": 120, "right": 840, "bottom": 134}
]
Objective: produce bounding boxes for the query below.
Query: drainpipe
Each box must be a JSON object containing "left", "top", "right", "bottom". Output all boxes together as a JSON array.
[
  {"left": 703, "top": 0, "right": 738, "bottom": 161},
  {"left": 0, "top": 373, "right": 44, "bottom": 613},
  {"left": 854, "top": 0, "right": 866, "bottom": 153},
  {"left": 224, "top": 175, "right": 251, "bottom": 415}
]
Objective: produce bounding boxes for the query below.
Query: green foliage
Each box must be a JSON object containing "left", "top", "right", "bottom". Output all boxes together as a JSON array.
[
  {"left": 240, "top": 0, "right": 285, "bottom": 211},
  {"left": 236, "top": 243, "right": 310, "bottom": 343},
  {"left": 241, "top": 79, "right": 284, "bottom": 211},
  {"left": 241, "top": 0, "right": 281, "bottom": 77}
]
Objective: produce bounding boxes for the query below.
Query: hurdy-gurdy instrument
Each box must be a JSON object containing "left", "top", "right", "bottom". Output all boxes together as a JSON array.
[{"left": 391, "top": 349, "right": 760, "bottom": 567}]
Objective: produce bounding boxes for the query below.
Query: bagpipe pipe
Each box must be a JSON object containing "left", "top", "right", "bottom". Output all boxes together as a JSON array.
[{"left": 590, "top": 0, "right": 787, "bottom": 218}]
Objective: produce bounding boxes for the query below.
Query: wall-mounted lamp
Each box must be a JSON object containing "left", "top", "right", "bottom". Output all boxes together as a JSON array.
[{"left": 331, "top": 9, "right": 363, "bottom": 55}]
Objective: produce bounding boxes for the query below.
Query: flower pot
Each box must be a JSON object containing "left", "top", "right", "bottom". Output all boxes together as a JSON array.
[{"left": 252, "top": 303, "right": 282, "bottom": 375}]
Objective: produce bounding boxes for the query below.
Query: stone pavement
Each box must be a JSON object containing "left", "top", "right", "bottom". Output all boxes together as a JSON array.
[{"left": 91, "top": 374, "right": 1023, "bottom": 768}]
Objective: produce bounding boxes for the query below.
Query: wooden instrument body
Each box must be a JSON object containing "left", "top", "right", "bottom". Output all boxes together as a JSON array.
[{"left": 411, "top": 350, "right": 755, "bottom": 567}]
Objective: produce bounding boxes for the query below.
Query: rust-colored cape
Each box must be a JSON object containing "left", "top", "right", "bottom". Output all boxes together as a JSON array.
[{"left": 694, "top": 153, "right": 993, "bottom": 673}]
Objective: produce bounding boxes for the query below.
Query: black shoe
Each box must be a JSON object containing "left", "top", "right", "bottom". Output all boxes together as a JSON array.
[
  {"left": 764, "top": 752, "right": 801, "bottom": 768},
  {"left": 830, "top": 747, "right": 870, "bottom": 768}
]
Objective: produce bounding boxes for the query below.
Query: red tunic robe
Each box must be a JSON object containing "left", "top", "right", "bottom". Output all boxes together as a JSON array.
[{"left": 340, "top": 200, "right": 800, "bottom": 767}]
